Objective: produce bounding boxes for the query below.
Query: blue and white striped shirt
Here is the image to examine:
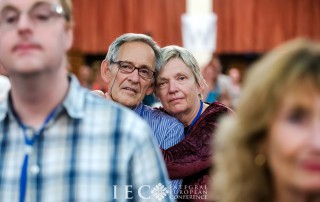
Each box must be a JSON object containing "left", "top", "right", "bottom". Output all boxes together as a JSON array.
[
  {"left": 0, "top": 75, "right": 173, "bottom": 202},
  {"left": 132, "top": 103, "right": 184, "bottom": 196}
]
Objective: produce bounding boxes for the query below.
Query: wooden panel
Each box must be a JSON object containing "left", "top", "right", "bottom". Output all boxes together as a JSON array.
[
  {"left": 72, "top": 0, "right": 186, "bottom": 54},
  {"left": 214, "top": 0, "right": 320, "bottom": 53}
]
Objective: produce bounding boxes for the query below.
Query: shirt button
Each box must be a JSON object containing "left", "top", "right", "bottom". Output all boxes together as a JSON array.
[
  {"left": 25, "top": 128, "right": 34, "bottom": 139},
  {"left": 30, "top": 165, "right": 40, "bottom": 175},
  {"left": 24, "top": 145, "right": 33, "bottom": 155}
]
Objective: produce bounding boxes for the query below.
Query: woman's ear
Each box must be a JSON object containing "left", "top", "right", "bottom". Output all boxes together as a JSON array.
[
  {"left": 197, "top": 78, "right": 208, "bottom": 95},
  {"left": 255, "top": 138, "right": 269, "bottom": 166}
]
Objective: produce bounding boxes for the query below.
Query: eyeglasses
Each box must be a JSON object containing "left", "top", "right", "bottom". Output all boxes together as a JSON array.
[
  {"left": 112, "top": 61, "right": 155, "bottom": 79},
  {"left": 0, "top": 1, "right": 65, "bottom": 31}
]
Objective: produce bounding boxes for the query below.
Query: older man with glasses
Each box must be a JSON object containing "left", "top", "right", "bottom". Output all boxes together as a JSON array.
[
  {"left": 95, "top": 33, "right": 185, "bottom": 197},
  {"left": 0, "top": 1, "right": 172, "bottom": 201}
]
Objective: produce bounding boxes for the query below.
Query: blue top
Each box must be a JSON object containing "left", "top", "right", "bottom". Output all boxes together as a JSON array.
[
  {"left": 206, "top": 83, "right": 221, "bottom": 103},
  {"left": 133, "top": 103, "right": 185, "bottom": 196},
  {"left": 0, "top": 75, "right": 173, "bottom": 202}
]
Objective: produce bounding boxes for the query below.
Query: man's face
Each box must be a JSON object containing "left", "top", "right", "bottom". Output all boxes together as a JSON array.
[
  {"left": 102, "top": 41, "right": 155, "bottom": 108},
  {"left": 0, "top": 0, "right": 73, "bottom": 76}
]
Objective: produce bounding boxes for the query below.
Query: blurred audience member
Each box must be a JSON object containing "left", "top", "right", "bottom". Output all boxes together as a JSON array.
[
  {"left": 202, "top": 56, "right": 233, "bottom": 108},
  {"left": 227, "top": 67, "right": 241, "bottom": 108},
  {"left": 155, "top": 45, "right": 231, "bottom": 201},
  {"left": 212, "top": 39, "right": 320, "bottom": 202},
  {"left": 78, "top": 64, "right": 92, "bottom": 88},
  {"left": 91, "top": 71, "right": 107, "bottom": 92}
]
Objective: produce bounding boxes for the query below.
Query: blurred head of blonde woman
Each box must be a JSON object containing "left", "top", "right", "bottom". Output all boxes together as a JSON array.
[{"left": 213, "top": 39, "right": 320, "bottom": 202}]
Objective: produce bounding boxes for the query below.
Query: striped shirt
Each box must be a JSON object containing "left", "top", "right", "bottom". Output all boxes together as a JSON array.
[
  {"left": 0, "top": 75, "right": 173, "bottom": 202},
  {"left": 132, "top": 103, "right": 184, "bottom": 196}
]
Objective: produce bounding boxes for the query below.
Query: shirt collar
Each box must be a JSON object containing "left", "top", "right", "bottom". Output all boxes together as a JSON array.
[
  {"left": 0, "top": 93, "right": 9, "bottom": 121},
  {"left": 0, "top": 74, "right": 86, "bottom": 122},
  {"left": 61, "top": 74, "right": 86, "bottom": 119}
]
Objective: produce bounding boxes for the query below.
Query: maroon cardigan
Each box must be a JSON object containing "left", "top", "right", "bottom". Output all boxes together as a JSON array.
[{"left": 161, "top": 102, "right": 230, "bottom": 201}]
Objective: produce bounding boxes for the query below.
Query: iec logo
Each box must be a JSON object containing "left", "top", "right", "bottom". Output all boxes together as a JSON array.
[{"left": 151, "top": 183, "right": 170, "bottom": 201}]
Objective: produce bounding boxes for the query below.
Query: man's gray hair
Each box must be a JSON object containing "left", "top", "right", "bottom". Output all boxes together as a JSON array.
[{"left": 105, "top": 33, "right": 162, "bottom": 74}]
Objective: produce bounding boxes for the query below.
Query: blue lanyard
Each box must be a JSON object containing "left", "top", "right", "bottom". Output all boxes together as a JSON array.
[
  {"left": 13, "top": 107, "right": 58, "bottom": 202},
  {"left": 185, "top": 100, "right": 203, "bottom": 135}
]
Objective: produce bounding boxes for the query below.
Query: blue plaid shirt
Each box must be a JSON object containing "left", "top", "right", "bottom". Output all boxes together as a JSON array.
[
  {"left": 132, "top": 103, "right": 184, "bottom": 196},
  {"left": 0, "top": 75, "right": 173, "bottom": 202}
]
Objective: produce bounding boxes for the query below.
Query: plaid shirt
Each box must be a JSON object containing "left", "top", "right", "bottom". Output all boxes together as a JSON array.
[
  {"left": 132, "top": 103, "right": 184, "bottom": 196},
  {"left": 0, "top": 75, "right": 173, "bottom": 202}
]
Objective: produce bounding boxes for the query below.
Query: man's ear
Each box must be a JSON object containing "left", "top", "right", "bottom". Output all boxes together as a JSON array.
[
  {"left": 145, "top": 82, "right": 154, "bottom": 95},
  {"left": 101, "top": 60, "right": 112, "bottom": 84}
]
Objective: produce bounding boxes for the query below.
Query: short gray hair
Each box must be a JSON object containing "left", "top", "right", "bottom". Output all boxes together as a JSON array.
[
  {"left": 105, "top": 33, "right": 162, "bottom": 74},
  {"left": 160, "top": 45, "right": 205, "bottom": 98}
]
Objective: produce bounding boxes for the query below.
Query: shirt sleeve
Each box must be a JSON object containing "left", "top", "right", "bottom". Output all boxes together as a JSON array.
[
  {"left": 131, "top": 123, "right": 174, "bottom": 202},
  {"left": 160, "top": 121, "right": 185, "bottom": 150}
]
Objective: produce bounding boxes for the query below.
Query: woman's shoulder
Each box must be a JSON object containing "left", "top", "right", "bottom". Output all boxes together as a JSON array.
[{"left": 206, "top": 101, "right": 232, "bottom": 115}]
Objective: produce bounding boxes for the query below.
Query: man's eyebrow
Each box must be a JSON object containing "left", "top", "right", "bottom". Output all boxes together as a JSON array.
[
  {"left": 121, "top": 61, "right": 152, "bottom": 70},
  {"left": 0, "top": 4, "right": 19, "bottom": 12},
  {"left": 139, "top": 64, "right": 152, "bottom": 70}
]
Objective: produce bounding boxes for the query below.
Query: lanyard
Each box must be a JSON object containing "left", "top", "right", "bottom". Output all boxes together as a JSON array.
[
  {"left": 185, "top": 100, "right": 203, "bottom": 135},
  {"left": 13, "top": 108, "right": 58, "bottom": 202}
]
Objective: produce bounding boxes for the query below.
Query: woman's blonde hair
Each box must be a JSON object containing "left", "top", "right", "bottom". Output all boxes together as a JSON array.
[{"left": 212, "top": 38, "right": 320, "bottom": 202}]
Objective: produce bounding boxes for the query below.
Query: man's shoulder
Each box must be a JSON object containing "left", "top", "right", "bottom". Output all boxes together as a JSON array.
[
  {"left": 141, "top": 105, "right": 184, "bottom": 139},
  {"left": 81, "top": 93, "right": 154, "bottom": 142},
  {"left": 86, "top": 92, "right": 145, "bottom": 121},
  {"left": 142, "top": 105, "right": 181, "bottom": 124}
]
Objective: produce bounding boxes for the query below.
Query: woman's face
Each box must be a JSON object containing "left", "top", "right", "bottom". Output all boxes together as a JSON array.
[
  {"left": 266, "top": 90, "right": 320, "bottom": 193},
  {"left": 156, "top": 58, "right": 202, "bottom": 119}
]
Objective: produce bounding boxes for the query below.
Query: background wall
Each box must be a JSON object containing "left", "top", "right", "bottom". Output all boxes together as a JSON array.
[
  {"left": 71, "top": 0, "right": 186, "bottom": 54},
  {"left": 213, "top": 0, "right": 320, "bottom": 53},
  {"left": 69, "top": 0, "right": 320, "bottom": 77}
]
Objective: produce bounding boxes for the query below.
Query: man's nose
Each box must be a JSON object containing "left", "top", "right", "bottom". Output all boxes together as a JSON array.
[
  {"left": 127, "top": 68, "right": 140, "bottom": 82},
  {"left": 16, "top": 14, "right": 34, "bottom": 32}
]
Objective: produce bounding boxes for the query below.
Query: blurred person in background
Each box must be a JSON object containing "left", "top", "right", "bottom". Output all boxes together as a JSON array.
[
  {"left": 91, "top": 61, "right": 108, "bottom": 92},
  {"left": 212, "top": 39, "right": 320, "bottom": 202},
  {"left": 227, "top": 67, "right": 241, "bottom": 108},
  {"left": 96, "top": 33, "right": 185, "bottom": 196},
  {"left": 77, "top": 64, "right": 91, "bottom": 88},
  {"left": 155, "top": 45, "right": 231, "bottom": 201},
  {"left": 0, "top": 0, "right": 171, "bottom": 201},
  {"left": 202, "top": 56, "right": 233, "bottom": 109}
]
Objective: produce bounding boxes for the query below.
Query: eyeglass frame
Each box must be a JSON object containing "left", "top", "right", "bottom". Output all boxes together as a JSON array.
[
  {"left": 111, "top": 60, "right": 155, "bottom": 80},
  {"left": 0, "top": 1, "right": 66, "bottom": 31}
]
